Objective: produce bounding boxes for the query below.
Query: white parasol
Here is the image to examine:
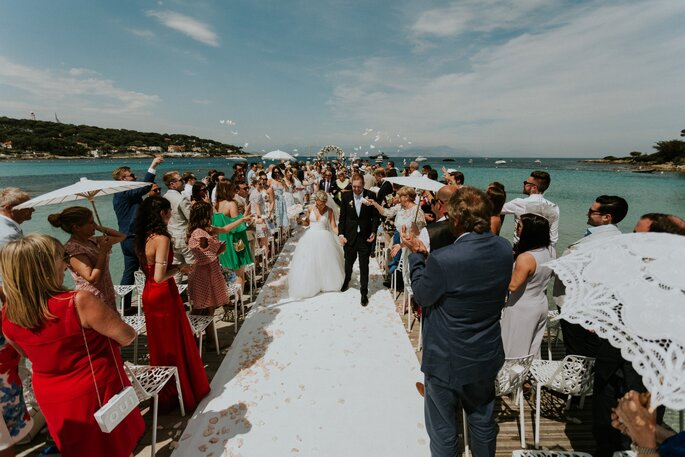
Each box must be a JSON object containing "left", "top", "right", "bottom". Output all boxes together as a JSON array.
[
  {"left": 547, "top": 232, "right": 685, "bottom": 410},
  {"left": 383, "top": 176, "right": 443, "bottom": 193},
  {"left": 15, "top": 177, "right": 151, "bottom": 226},
  {"left": 263, "top": 150, "right": 295, "bottom": 161}
]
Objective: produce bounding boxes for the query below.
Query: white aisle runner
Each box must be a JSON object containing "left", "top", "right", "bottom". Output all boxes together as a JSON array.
[{"left": 173, "top": 228, "right": 429, "bottom": 456}]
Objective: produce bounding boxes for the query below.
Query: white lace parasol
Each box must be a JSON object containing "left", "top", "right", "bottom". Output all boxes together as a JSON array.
[{"left": 547, "top": 232, "right": 685, "bottom": 410}]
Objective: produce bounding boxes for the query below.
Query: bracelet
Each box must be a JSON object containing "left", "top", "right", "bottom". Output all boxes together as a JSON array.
[
  {"left": 154, "top": 261, "right": 167, "bottom": 266},
  {"left": 631, "top": 443, "right": 659, "bottom": 455}
]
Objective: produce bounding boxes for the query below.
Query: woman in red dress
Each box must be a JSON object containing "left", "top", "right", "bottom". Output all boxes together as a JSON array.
[
  {"left": 134, "top": 196, "right": 210, "bottom": 412},
  {"left": 0, "top": 234, "right": 144, "bottom": 457}
]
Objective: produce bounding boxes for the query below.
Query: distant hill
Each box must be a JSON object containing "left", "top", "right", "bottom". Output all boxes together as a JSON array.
[{"left": 0, "top": 116, "right": 244, "bottom": 157}]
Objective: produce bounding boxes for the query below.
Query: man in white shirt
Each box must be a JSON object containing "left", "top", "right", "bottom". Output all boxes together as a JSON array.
[
  {"left": 0, "top": 187, "right": 33, "bottom": 292},
  {"left": 162, "top": 171, "right": 194, "bottom": 283},
  {"left": 181, "top": 172, "right": 196, "bottom": 199},
  {"left": 409, "top": 161, "right": 422, "bottom": 177},
  {"left": 0, "top": 187, "right": 32, "bottom": 248},
  {"left": 247, "top": 163, "right": 257, "bottom": 186},
  {"left": 553, "top": 195, "right": 628, "bottom": 357},
  {"left": 501, "top": 170, "right": 559, "bottom": 250}
]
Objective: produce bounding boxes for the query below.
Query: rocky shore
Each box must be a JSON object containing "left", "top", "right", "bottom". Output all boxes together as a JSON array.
[{"left": 580, "top": 159, "right": 685, "bottom": 173}]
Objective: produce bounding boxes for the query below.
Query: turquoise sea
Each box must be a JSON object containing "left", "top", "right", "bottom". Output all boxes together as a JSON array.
[{"left": 1, "top": 156, "right": 683, "bottom": 284}]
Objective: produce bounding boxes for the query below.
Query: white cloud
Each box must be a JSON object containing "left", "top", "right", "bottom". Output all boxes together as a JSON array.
[
  {"left": 192, "top": 99, "right": 211, "bottom": 105},
  {"left": 126, "top": 28, "right": 155, "bottom": 39},
  {"left": 411, "top": 0, "right": 550, "bottom": 39},
  {"left": 0, "top": 56, "right": 159, "bottom": 115},
  {"left": 330, "top": 2, "right": 685, "bottom": 155},
  {"left": 68, "top": 67, "right": 99, "bottom": 77},
  {"left": 146, "top": 10, "right": 219, "bottom": 47}
]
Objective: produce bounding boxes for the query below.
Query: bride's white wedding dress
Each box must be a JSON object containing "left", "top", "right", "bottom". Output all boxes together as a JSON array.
[{"left": 287, "top": 208, "right": 345, "bottom": 299}]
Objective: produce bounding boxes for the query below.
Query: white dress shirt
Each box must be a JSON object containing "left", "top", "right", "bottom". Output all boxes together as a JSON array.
[{"left": 501, "top": 193, "right": 559, "bottom": 246}]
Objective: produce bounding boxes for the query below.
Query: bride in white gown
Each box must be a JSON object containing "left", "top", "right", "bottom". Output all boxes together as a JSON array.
[{"left": 288, "top": 190, "right": 345, "bottom": 299}]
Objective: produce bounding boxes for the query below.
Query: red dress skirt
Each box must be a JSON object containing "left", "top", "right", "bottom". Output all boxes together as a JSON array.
[
  {"left": 2, "top": 292, "right": 144, "bottom": 457},
  {"left": 142, "top": 247, "right": 210, "bottom": 412}
]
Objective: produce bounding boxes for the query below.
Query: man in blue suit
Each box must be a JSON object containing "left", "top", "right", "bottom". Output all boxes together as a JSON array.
[
  {"left": 406, "top": 186, "right": 513, "bottom": 457},
  {"left": 112, "top": 156, "right": 163, "bottom": 313}
]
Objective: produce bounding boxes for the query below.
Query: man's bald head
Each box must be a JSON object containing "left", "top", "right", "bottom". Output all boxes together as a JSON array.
[
  {"left": 634, "top": 213, "right": 685, "bottom": 235},
  {"left": 434, "top": 185, "right": 459, "bottom": 218}
]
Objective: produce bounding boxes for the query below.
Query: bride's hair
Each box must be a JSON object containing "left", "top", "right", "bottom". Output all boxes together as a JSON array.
[{"left": 314, "top": 190, "right": 328, "bottom": 203}]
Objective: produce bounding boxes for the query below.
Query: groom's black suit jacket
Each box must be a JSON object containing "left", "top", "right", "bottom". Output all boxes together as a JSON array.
[{"left": 338, "top": 190, "right": 379, "bottom": 246}]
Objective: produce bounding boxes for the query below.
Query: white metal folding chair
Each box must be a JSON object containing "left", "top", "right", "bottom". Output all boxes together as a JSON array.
[
  {"left": 125, "top": 363, "right": 185, "bottom": 457},
  {"left": 243, "top": 262, "right": 257, "bottom": 303},
  {"left": 133, "top": 270, "right": 147, "bottom": 313},
  {"left": 115, "top": 283, "right": 147, "bottom": 363},
  {"left": 186, "top": 312, "right": 220, "bottom": 356},
  {"left": 546, "top": 310, "right": 561, "bottom": 360},
  {"left": 530, "top": 355, "right": 595, "bottom": 448},
  {"left": 113, "top": 284, "right": 136, "bottom": 316},
  {"left": 495, "top": 354, "right": 535, "bottom": 448}
]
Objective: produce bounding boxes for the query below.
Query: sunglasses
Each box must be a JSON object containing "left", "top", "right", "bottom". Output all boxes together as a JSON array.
[
  {"left": 587, "top": 209, "right": 604, "bottom": 216},
  {"left": 523, "top": 180, "right": 535, "bottom": 187},
  {"left": 62, "top": 252, "right": 72, "bottom": 262},
  {"left": 152, "top": 188, "right": 161, "bottom": 193}
]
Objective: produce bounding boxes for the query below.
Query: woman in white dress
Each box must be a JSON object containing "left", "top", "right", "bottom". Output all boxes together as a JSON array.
[{"left": 287, "top": 191, "right": 345, "bottom": 299}]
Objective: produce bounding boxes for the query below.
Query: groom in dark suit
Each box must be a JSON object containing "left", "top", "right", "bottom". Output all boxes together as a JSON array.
[
  {"left": 407, "top": 186, "right": 513, "bottom": 457},
  {"left": 338, "top": 173, "right": 379, "bottom": 306}
]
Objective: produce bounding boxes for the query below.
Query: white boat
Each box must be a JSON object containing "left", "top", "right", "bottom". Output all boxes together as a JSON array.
[
  {"left": 494, "top": 160, "right": 507, "bottom": 164},
  {"left": 415, "top": 156, "right": 428, "bottom": 162},
  {"left": 534, "top": 159, "right": 541, "bottom": 163}
]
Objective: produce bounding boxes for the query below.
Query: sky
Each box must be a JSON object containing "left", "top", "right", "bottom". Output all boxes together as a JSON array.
[{"left": 1, "top": 0, "right": 684, "bottom": 157}]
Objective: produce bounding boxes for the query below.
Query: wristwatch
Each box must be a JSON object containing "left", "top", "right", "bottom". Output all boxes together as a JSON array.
[{"left": 630, "top": 443, "right": 659, "bottom": 455}]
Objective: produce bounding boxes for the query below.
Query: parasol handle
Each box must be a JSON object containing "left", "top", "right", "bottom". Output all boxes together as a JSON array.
[{"left": 88, "top": 198, "right": 105, "bottom": 232}]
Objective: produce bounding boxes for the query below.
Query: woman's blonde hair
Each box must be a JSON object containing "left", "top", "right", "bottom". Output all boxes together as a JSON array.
[
  {"left": 0, "top": 233, "right": 67, "bottom": 329},
  {"left": 396, "top": 186, "right": 416, "bottom": 200},
  {"left": 47, "top": 206, "right": 92, "bottom": 234},
  {"left": 313, "top": 190, "right": 328, "bottom": 202}
]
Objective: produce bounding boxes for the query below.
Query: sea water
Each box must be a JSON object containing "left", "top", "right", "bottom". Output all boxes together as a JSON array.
[{"left": 1, "top": 156, "right": 683, "bottom": 284}]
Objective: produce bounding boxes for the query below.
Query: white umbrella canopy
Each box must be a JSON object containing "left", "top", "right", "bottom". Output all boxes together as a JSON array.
[
  {"left": 383, "top": 176, "right": 443, "bottom": 193},
  {"left": 547, "top": 232, "right": 685, "bottom": 410},
  {"left": 263, "top": 150, "right": 295, "bottom": 161},
  {"left": 15, "top": 177, "right": 151, "bottom": 225}
]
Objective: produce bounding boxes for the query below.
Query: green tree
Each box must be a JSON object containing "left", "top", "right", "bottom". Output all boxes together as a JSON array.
[{"left": 651, "top": 140, "right": 685, "bottom": 163}]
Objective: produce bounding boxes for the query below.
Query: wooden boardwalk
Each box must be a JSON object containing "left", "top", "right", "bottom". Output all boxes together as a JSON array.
[
  {"left": 18, "top": 234, "right": 680, "bottom": 456},
  {"left": 402, "top": 305, "right": 596, "bottom": 456}
]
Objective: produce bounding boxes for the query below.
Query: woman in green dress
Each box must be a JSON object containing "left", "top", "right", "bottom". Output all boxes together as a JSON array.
[{"left": 213, "top": 180, "right": 253, "bottom": 290}]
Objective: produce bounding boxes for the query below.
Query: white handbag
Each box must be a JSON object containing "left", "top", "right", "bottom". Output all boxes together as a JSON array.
[{"left": 82, "top": 327, "right": 140, "bottom": 433}]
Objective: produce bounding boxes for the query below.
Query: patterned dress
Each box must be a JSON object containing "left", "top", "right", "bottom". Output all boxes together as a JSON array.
[
  {"left": 187, "top": 228, "right": 230, "bottom": 309},
  {"left": 64, "top": 237, "right": 116, "bottom": 309},
  {"left": 271, "top": 181, "right": 289, "bottom": 228},
  {"left": 0, "top": 334, "right": 32, "bottom": 450}
]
